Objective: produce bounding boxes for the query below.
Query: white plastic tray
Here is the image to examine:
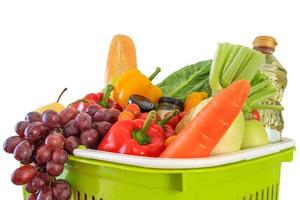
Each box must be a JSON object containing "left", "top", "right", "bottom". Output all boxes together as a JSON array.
[{"left": 73, "top": 137, "right": 295, "bottom": 169}]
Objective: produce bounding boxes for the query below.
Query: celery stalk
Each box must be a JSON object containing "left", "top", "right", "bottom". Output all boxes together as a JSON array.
[
  {"left": 235, "top": 51, "right": 264, "bottom": 81},
  {"left": 209, "top": 42, "right": 280, "bottom": 115},
  {"left": 250, "top": 103, "right": 284, "bottom": 111},
  {"left": 221, "top": 46, "right": 249, "bottom": 87},
  {"left": 209, "top": 43, "right": 225, "bottom": 93},
  {"left": 247, "top": 89, "right": 277, "bottom": 106},
  {"left": 250, "top": 80, "right": 273, "bottom": 95},
  {"left": 234, "top": 48, "right": 255, "bottom": 79}
]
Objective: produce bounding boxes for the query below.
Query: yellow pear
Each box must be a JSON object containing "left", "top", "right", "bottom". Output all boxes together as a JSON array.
[{"left": 35, "top": 88, "right": 67, "bottom": 113}]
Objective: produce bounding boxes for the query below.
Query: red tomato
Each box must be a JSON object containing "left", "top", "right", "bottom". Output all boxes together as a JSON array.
[
  {"left": 125, "top": 104, "right": 141, "bottom": 117},
  {"left": 118, "top": 111, "right": 135, "bottom": 121}
]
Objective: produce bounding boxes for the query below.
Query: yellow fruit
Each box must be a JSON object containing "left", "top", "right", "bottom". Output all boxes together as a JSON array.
[
  {"left": 105, "top": 34, "right": 137, "bottom": 84},
  {"left": 35, "top": 103, "right": 65, "bottom": 113},
  {"left": 35, "top": 88, "right": 67, "bottom": 113}
]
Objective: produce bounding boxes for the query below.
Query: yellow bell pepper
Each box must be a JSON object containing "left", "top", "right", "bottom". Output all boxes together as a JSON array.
[
  {"left": 114, "top": 68, "right": 162, "bottom": 108},
  {"left": 184, "top": 92, "right": 208, "bottom": 112}
]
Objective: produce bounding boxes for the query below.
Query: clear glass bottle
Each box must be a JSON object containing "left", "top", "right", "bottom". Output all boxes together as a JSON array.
[{"left": 253, "top": 36, "right": 287, "bottom": 142}]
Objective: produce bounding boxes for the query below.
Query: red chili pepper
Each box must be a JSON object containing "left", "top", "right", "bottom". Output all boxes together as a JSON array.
[
  {"left": 164, "top": 111, "right": 186, "bottom": 129},
  {"left": 251, "top": 110, "right": 260, "bottom": 121},
  {"left": 69, "top": 85, "right": 121, "bottom": 111},
  {"left": 158, "top": 110, "right": 179, "bottom": 138},
  {"left": 98, "top": 111, "right": 166, "bottom": 157}
]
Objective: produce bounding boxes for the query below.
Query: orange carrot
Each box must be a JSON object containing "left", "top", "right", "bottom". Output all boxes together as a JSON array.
[{"left": 160, "top": 80, "right": 250, "bottom": 158}]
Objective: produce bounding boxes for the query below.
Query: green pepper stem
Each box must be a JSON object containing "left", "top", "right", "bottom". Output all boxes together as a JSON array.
[
  {"left": 148, "top": 67, "right": 161, "bottom": 81},
  {"left": 57, "top": 88, "right": 68, "bottom": 103},
  {"left": 132, "top": 111, "right": 157, "bottom": 145},
  {"left": 99, "top": 84, "right": 113, "bottom": 108},
  {"left": 158, "top": 109, "right": 180, "bottom": 126}
]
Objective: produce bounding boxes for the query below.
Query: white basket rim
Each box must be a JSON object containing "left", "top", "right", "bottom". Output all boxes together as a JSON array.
[{"left": 73, "top": 137, "right": 295, "bottom": 169}]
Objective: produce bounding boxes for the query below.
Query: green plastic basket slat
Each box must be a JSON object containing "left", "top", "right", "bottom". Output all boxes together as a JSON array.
[{"left": 23, "top": 148, "right": 294, "bottom": 200}]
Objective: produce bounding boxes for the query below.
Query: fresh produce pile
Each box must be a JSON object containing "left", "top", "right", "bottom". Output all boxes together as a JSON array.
[{"left": 3, "top": 35, "right": 285, "bottom": 199}]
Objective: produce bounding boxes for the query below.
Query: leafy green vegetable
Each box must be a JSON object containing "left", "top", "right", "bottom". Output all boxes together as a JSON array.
[{"left": 157, "top": 60, "right": 212, "bottom": 100}]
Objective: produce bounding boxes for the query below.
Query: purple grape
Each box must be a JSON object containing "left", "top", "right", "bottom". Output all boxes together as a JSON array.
[
  {"left": 51, "top": 149, "right": 68, "bottom": 164},
  {"left": 26, "top": 182, "right": 37, "bottom": 193},
  {"left": 14, "top": 140, "right": 34, "bottom": 163},
  {"left": 85, "top": 104, "right": 102, "bottom": 116},
  {"left": 109, "top": 108, "right": 121, "bottom": 123},
  {"left": 35, "top": 145, "right": 52, "bottom": 164},
  {"left": 60, "top": 108, "right": 78, "bottom": 125},
  {"left": 75, "top": 112, "right": 92, "bottom": 131},
  {"left": 93, "top": 121, "right": 112, "bottom": 139},
  {"left": 3, "top": 136, "right": 24, "bottom": 153},
  {"left": 64, "top": 136, "right": 80, "bottom": 154},
  {"left": 46, "top": 161, "right": 64, "bottom": 177},
  {"left": 11, "top": 165, "right": 37, "bottom": 185},
  {"left": 52, "top": 180, "right": 71, "bottom": 200},
  {"left": 37, "top": 187, "right": 53, "bottom": 200},
  {"left": 22, "top": 156, "right": 34, "bottom": 165},
  {"left": 15, "top": 121, "right": 30, "bottom": 138},
  {"left": 25, "top": 112, "right": 42, "bottom": 123},
  {"left": 80, "top": 129, "right": 99, "bottom": 148},
  {"left": 27, "top": 193, "right": 37, "bottom": 200},
  {"left": 25, "top": 122, "right": 46, "bottom": 143},
  {"left": 45, "top": 131, "right": 65, "bottom": 151},
  {"left": 37, "top": 172, "right": 52, "bottom": 185},
  {"left": 63, "top": 119, "right": 80, "bottom": 137},
  {"left": 94, "top": 109, "right": 110, "bottom": 122},
  {"left": 42, "top": 110, "right": 61, "bottom": 128},
  {"left": 34, "top": 162, "right": 46, "bottom": 169},
  {"left": 31, "top": 175, "right": 46, "bottom": 191},
  {"left": 94, "top": 109, "right": 120, "bottom": 123},
  {"left": 26, "top": 179, "right": 39, "bottom": 193}
]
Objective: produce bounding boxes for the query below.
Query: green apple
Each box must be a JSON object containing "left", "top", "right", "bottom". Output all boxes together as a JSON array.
[{"left": 241, "top": 119, "right": 268, "bottom": 149}]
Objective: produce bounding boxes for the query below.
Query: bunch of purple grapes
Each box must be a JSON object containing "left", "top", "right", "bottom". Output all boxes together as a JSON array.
[{"left": 3, "top": 105, "right": 120, "bottom": 200}]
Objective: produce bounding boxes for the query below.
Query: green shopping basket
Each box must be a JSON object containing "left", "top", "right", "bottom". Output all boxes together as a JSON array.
[{"left": 23, "top": 138, "right": 295, "bottom": 200}]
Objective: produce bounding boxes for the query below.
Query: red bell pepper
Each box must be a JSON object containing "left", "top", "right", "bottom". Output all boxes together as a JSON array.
[
  {"left": 98, "top": 111, "right": 166, "bottom": 157},
  {"left": 69, "top": 85, "right": 121, "bottom": 111}
]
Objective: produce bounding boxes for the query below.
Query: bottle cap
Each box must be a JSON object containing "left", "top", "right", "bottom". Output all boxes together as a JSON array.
[
  {"left": 158, "top": 97, "right": 184, "bottom": 111},
  {"left": 253, "top": 36, "right": 278, "bottom": 50}
]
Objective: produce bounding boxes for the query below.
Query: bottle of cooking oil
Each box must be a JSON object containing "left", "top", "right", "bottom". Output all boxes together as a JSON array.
[{"left": 253, "top": 36, "right": 287, "bottom": 142}]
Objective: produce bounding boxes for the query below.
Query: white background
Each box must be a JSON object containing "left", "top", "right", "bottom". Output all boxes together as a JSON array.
[{"left": 0, "top": 0, "right": 299, "bottom": 199}]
